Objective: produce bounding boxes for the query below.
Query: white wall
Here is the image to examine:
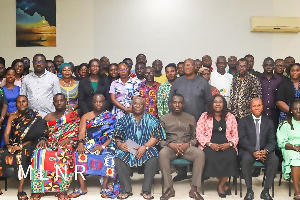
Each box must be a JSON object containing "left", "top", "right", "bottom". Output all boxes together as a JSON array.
[{"left": 0, "top": 0, "right": 300, "bottom": 72}]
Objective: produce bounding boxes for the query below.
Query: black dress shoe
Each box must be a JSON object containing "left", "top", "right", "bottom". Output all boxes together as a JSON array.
[
  {"left": 173, "top": 173, "right": 187, "bottom": 182},
  {"left": 260, "top": 191, "right": 273, "bottom": 200},
  {"left": 243, "top": 191, "right": 254, "bottom": 200},
  {"left": 160, "top": 187, "right": 175, "bottom": 200}
]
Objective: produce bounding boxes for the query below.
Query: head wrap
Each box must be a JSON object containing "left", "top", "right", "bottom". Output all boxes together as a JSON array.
[{"left": 59, "top": 63, "right": 73, "bottom": 73}]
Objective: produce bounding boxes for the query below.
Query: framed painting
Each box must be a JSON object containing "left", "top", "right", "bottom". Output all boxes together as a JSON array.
[{"left": 16, "top": 0, "right": 56, "bottom": 47}]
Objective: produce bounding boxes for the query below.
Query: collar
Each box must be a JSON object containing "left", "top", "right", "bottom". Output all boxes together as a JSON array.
[
  {"left": 31, "top": 70, "right": 48, "bottom": 78},
  {"left": 252, "top": 114, "right": 262, "bottom": 121}
]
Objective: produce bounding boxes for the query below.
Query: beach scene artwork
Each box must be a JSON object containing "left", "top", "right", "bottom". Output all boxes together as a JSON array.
[{"left": 16, "top": 0, "right": 56, "bottom": 47}]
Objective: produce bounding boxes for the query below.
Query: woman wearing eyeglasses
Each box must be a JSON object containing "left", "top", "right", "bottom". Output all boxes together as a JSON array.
[{"left": 109, "top": 62, "right": 139, "bottom": 120}]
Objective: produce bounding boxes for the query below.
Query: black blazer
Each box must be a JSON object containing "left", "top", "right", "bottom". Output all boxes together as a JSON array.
[
  {"left": 78, "top": 76, "right": 112, "bottom": 115},
  {"left": 238, "top": 115, "right": 276, "bottom": 154}
]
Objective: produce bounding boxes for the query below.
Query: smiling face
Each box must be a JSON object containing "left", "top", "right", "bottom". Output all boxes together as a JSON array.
[
  {"left": 14, "top": 61, "right": 24, "bottom": 76},
  {"left": 184, "top": 60, "right": 196, "bottom": 76},
  {"left": 61, "top": 65, "right": 72, "bottom": 79},
  {"left": 212, "top": 96, "right": 224, "bottom": 113},
  {"left": 5, "top": 69, "right": 16, "bottom": 84},
  {"left": 290, "top": 64, "right": 300, "bottom": 81},
  {"left": 144, "top": 67, "right": 154, "bottom": 82},
  {"left": 109, "top": 64, "right": 118, "bottom": 79},
  {"left": 54, "top": 56, "right": 64, "bottom": 68},
  {"left": 200, "top": 68, "right": 210, "bottom": 82},
  {"left": 132, "top": 97, "right": 145, "bottom": 115}
]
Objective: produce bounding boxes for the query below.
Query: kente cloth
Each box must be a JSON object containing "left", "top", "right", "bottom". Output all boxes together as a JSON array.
[
  {"left": 31, "top": 109, "right": 79, "bottom": 193},
  {"left": 0, "top": 109, "right": 47, "bottom": 179},
  {"left": 114, "top": 113, "right": 166, "bottom": 167},
  {"left": 74, "top": 111, "right": 117, "bottom": 178},
  {"left": 74, "top": 111, "right": 120, "bottom": 199}
]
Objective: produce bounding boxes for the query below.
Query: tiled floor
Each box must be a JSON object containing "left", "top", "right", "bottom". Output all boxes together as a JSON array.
[{"left": 0, "top": 172, "right": 293, "bottom": 200}]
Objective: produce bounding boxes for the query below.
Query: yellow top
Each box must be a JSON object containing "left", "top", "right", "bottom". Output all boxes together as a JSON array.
[{"left": 154, "top": 74, "right": 168, "bottom": 84}]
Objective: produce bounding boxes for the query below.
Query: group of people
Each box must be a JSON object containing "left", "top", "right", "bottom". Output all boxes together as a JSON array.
[{"left": 0, "top": 53, "right": 298, "bottom": 200}]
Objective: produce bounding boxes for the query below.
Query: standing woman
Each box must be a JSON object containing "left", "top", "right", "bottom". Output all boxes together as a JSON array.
[
  {"left": 1, "top": 59, "right": 24, "bottom": 87},
  {"left": 109, "top": 62, "right": 139, "bottom": 120},
  {"left": 108, "top": 63, "right": 119, "bottom": 84},
  {"left": 199, "top": 67, "right": 220, "bottom": 95},
  {"left": 196, "top": 94, "right": 239, "bottom": 198},
  {"left": 277, "top": 63, "right": 300, "bottom": 123},
  {"left": 1, "top": 68, "right": 20, "bottom": 147},
  {"left": 78, "top": 63, "right": 89, "bottom": 80},
  {"left": 59, "top": 63, "right": 79, "bottom": 111},
  {"left": 78, "top": 58, "right": 111, "bottom": 116}
]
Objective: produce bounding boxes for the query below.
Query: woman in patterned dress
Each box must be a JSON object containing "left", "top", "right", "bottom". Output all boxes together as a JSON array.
[{"left": 59, "top": 63, "right": 79, "bottom": 111}]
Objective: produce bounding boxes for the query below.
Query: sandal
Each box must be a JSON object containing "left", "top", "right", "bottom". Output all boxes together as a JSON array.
[
  {"left": 29, "top": 193, "right": 43, "bottom": 200},
  {"left": 68, "top": 188, "right": 87, "bottom": 198},
  {"left": 294, "top": 194, "right": 300, "bottom": 200},
  {"left": 117, "top": 192, "right": 133, "bottom": 199},
  {"left": 17, "top": 191, "right": 28, "bottom": 200},
  {"left": 140, "top": 191, "right": 154, "bottom": 200},
  {"left": 57, "top": 192, "right": 70, "bottom": 200}
]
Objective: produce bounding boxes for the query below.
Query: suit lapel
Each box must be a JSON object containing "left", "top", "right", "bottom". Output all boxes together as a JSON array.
[{"left": 87, "top": 79, "right": 95, "bottom": 95}]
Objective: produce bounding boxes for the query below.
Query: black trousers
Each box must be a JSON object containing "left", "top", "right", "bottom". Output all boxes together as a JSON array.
[
  {"left": 115, "top": 157, "right": 158, "bottom": 193},
  {"left": 239, "top": 150, "right": 279, "bottom": 189}
]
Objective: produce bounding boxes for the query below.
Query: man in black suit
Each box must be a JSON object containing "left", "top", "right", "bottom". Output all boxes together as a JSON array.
[{"left": 238, "top": 98, "right": 279, "bottom": 200}]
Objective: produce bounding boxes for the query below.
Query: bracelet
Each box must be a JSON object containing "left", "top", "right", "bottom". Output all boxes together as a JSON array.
[
  {"left": 71, "top": 107, "right": 75, "bottom": 111},
  {"left": 78, "top": 139, "right": 85, "bottom": 144},
  {"left": 101, "top": 145, "right": 106, "bottom": 149},
  {"left": 0, "top": 116, "right": 4, "bottom": 120},
  {"left": 208, "top": 142, "right": 212, "bottom": 147}
]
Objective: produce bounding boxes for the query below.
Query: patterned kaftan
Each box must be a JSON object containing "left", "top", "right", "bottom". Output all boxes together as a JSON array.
[{"left": 31, "top": 110, "right": 79, "bottom": 193}]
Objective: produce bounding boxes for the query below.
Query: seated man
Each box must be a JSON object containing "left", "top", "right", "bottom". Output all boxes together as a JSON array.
[
  {"left": 159, "top": 94, "right": 205, "bottom": 200},
  {"left": 238, "top": 98, "right": 279, "bottom": 200},
  {"left": 30, "top": 93, "right": 79, "bottom": 200},
  {"left": 0, "top": 95, "right": 47, "bottom": 200},
  {"left": 114, "top": 97, "right": 166, "bottom": 199},
  {"left": 71, "top": 94, "right": 119, "bottom": 199}
]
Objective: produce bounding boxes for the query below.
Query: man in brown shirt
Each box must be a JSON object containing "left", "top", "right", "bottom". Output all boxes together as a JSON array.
[{"left": 159, "top": 94, "right": 205, "bottom": 200}]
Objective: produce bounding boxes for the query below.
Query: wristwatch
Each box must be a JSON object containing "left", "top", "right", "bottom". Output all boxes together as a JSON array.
[
  {"left": 144, "top": 145, "right": 149, "bottom": 150},
  {"left": 101, "top": 145, "right": 106, "bottom": 149},
  {"left": 208, "top": 142, "right": 212, "bottom": 147},
  {"left": 229, "top": 142, "right": 233, "bottom": 147}
]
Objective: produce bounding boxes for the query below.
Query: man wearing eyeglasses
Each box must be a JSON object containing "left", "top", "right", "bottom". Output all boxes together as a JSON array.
[
  {"left": 229, "top": 58, "right": 262, "bottom": 121},
  {"left": 20, "top": 53, "right": 61, "bottom": 118}
]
